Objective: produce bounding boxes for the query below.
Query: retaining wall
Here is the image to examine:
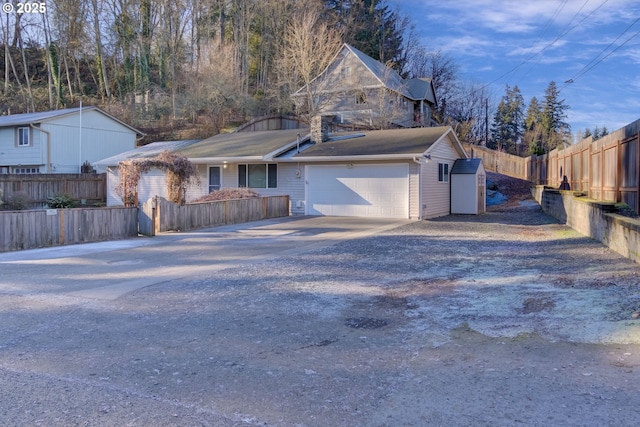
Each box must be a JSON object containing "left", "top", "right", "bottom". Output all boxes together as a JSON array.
[{"left": 533, "top": 186, "right": 640, "bottom": 264}]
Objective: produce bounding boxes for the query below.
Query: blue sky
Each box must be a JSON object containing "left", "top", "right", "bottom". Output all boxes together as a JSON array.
[{"left": 392, "top": 0, "right": 640, "bottom": 138}]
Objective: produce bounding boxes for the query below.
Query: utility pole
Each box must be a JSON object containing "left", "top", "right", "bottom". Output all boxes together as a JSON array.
[{"left": 484, "top": 97, "right": 489, "bottom": 147}]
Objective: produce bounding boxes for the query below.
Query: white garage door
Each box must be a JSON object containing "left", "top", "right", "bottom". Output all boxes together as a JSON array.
[{"left": 306, "top": 164, "right": 409, "bottom": 218}]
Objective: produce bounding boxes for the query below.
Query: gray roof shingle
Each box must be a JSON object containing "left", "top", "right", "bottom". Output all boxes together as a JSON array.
[
  {"left": 451, "top": 158, "right": 483, "bottom": 174},
  {"left": 293, "top": 127, "right": 453, "bottom": 158}
]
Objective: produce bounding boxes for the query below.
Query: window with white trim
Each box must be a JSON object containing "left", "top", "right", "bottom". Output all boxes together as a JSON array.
[
  {"left": 238, "top": 164, "right": 277, "bottom": 188},
  {"left": 13, "top": 167, "right": 39, "bottom": 174},
  {"left": 17, "top": 127, "right": 30, "bottom": 146},
  {"left": 438, "top": 162, "right": 449, "bottom": 182}
]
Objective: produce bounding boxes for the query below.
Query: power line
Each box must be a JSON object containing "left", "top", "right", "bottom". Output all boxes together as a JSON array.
[
  {"left": 480, "top": 0, "right": 569, "bottom": 89},
  {"left": 563, "top": 26, "right": 640, "bottom": 88},
  {"left": 516, "top": 0, "right": 595, "bottom": 83},
  {"left": 562, "top": 16, "right": 640, "bottom": 88}
]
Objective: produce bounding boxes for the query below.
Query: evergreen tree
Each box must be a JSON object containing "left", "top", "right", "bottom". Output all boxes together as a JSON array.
[
  {"left": 325, "top": 0, "right": 406, "bottom": 72},
  {"left": 490, "top": 85, "right": 524, "bottom": 154},
  {"left": 523, "top": 97, "right": 544, "bottom": 155},
  {"left": 541, "top": 81, "right": 571, "bottom": 151},
  {"left": 583, "top": 128, "right": 592, "bottom": 139}
]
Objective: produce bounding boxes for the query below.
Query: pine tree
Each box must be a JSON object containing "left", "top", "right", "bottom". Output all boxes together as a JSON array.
[
  {"left": 523, "top": 97, "right": 544, "bottom": 155},
  {"left": 490, "top": 85, "right": 524, "bottom": 154},
  {"left": 325, "top": 0, "right": 406, "bottom": 72},
  {"left": 541, "top": 81, "right": 570, "bottom": 151}
]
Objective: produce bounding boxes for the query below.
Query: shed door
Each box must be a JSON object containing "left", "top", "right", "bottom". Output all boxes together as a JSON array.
[{"left": 306, "top": 164, "right": 409, "bottom": 218}]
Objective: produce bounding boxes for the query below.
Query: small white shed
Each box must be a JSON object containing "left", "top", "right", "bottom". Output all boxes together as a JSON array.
[{"left": 451, "top": 158, "right": 486, "bottom": 214}]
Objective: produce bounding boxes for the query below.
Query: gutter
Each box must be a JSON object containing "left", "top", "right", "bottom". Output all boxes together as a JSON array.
[
  {"left": 279, "top": 153, "right": 422, "bottom": 163},
  {"left": 189, "top": 156, "right": 265, "bottom": 164},
  {"left": 31, "top": 124, "right": 51, "bottom": 173}
]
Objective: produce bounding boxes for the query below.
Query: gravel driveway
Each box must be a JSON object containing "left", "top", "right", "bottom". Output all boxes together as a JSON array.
[{"left": 1, "top": 204, "right": 639, "bottom": 426}]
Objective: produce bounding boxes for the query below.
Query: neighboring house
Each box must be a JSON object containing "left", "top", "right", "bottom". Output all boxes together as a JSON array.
[
  {"left": 0, "top": 106, "right": 143, "bottom": 174},
  {"left": 99, "top": 124, "right": 470, "bottom": 220},
  {"left": 293, "top": 43, "right": 438, "bottom": 130}
]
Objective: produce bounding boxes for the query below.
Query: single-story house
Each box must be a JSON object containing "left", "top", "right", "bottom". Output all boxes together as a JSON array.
[
  {"left": 0, "top": 106, "right": 143, "bottom": 174},
  {"left": 97, "top": 124, "right": 469, "bottom": 219}
]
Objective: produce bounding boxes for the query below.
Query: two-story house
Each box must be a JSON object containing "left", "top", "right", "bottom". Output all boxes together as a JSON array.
[
  {"left": 0, "top": 107, "right": 143, "bottom": 174},
  {"left": 293, "top": 43, "right": 438, "bottom": 130}
]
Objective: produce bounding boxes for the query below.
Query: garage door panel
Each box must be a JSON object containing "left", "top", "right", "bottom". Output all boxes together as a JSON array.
[{"left": 306, "top": 164, "right": 409, "bottom": 218}]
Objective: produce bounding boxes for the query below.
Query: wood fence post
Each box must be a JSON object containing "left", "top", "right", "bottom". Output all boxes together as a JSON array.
[
  {"left": 617, "top": 139, "right": 622, "bottom": 202},
  {"left": 59, "top": 210, "right": 65, "bottom": 245},
  {"left": 263, "top": 197, "right": 267, "bottom": 219}
]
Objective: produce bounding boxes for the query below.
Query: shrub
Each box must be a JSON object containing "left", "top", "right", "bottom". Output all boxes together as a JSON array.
[
  {"left": 6, "top": 191, "right": 32, "bottom": 210},
  {"left": 192, "top": 188, "right": 260, "bottom": 203},
  {"left": 47, "top": 193, "right": 76, "bottom": 209}
]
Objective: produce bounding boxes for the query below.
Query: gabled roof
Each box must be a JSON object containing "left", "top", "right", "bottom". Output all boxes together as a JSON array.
[
  {"left": 405, "top": 78, "right": 437, "bottom": 105},
  {"left": 451, "top": 158, "right": 483, "bottom": 174},
  {"left": 176, "top": 129, "right": 306, "bottom": 161},
  {"left": 94, "top": 139, "right": 201, "bottom": 167},
  {"left": 343, "top": 44, "right": 412, "bottom": 99},
  {"left": 285, "top": 126, "right": 467, "bottom": 160},
  {"left": 0, "top": 106, "right": 144, "bottom": 136},
  {"left": 293, "top": 43, "right": 436, "bottom": 103}
]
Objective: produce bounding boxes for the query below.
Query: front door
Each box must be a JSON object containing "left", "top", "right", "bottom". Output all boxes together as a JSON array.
[{"left": 209, "top": 166, "right": 221, "bottom": 192}]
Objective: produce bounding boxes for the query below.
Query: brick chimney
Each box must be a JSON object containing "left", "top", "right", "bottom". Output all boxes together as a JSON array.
[{"left": 310, "top": 115, "right": 333, "bottom": 144}]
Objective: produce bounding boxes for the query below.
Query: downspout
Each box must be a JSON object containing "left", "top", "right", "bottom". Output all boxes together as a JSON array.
[
  {"left": 413, "top": 157, "right": 423, "bottom": 220},
  {"left": 31, "top": 124, "right": 51, "bottom": 173}
]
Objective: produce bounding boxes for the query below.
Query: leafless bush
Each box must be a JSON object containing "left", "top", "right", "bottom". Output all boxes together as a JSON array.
[{"left": 192, "top": 188, "right": 260, "bottom": 203}]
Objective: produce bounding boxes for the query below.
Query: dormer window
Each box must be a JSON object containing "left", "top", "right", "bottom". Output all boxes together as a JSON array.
[{"left": 17, "top": 127, "right": 30, "bottom": 146}]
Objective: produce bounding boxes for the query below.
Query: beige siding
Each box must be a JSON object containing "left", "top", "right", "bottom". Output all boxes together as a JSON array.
[
  {"left": 106, "top": 168, "right": 122, "bottom": 206},
  {"left": 313, "top": 51, "right": 414, "bottom": 128},
  {"left": 138, "top": 169, "right": 168, "bottom": 204},
  {"left": 422, "top": 135, "right": 462, "bottom": 218},
  {"left": 409, "top": 162, "right": 420, "bottom": 219},
  {"left": 187, "top": 163, "right": 302, "bottom": 214}
]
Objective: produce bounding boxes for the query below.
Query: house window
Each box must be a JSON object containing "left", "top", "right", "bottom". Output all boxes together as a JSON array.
[
  {"left": 209, "top": 166, "right": 221, "bottom": 192},
  {"left": 13, "top": 167, "right": 39, "bottom": 174},
  {"left": 356, "top": 91, "right": 367, "bottom": 105},
  {"left": 238, "top": 164, "right": 277, "bottom": 188},
  {"left": 438, "top": 163, "right": 449, "bottom": 182},
  {"left": 17, "top": 127, "right": 30, "bottom": 146},
  {"left": 341, "top": 66, "right": 351, "bottom": 79}
]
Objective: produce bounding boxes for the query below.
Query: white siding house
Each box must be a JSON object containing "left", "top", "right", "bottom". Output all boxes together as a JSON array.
[
  {"left": 0, "top": 107, "right": 142, "bottom": 174},
  {"left": 98, "top": 126, "right": 469, "bottom": 219}
]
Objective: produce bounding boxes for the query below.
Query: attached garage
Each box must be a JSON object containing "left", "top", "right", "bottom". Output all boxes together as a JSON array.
[{"left": 306, "top": 163, "right": 409, "bottom": 218}]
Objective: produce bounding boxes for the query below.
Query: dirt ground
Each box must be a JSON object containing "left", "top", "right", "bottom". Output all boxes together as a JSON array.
[{"left": 1, "top": 181, "right": 640, "bottom": 426}]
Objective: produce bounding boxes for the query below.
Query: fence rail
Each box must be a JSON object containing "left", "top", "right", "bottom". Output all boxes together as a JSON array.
[
  {"left": 462, "top": 117, "right": 640, "bottom": 214},
  {"left": 0, "top": 207, "right": 138, "bottom": 252},
  {"left": 151, "top": 195, "right": 290, "bottom": 234},
  {"left": 0, "top": 174, "right": 106, "bottom": 208}
]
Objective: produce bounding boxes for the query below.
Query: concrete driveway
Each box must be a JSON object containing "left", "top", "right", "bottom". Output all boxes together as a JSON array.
[
  {"left": 1, "top": 210, "right": 639, "bottom": 426},
  {"left": 0, "top": 216, "right": 409, "bottom": 300}
]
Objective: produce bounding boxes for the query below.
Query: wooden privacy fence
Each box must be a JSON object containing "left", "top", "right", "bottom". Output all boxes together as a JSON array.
[
  {"left": 462, "top": 117, "right": 640, "bottom": 214},
  {"left": 0, "top": 207, "right": 138, "bottom": 252},
  {"left": 462, "top": 144, "right": 529, "bottom": 179},
  {"left": 141, "top": 195, "right": 290, "bottom": 235},
  {"left": 0, "top": 174, "right": 106, "bottom": 208}
]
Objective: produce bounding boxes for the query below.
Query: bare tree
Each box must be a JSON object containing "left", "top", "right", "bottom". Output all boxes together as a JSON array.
[
  {"left": 277, "top": 0, "right": 342, "bottom": 121},
  {"left": 90, "top": 0, "right": 111, "bottom": 99}
]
